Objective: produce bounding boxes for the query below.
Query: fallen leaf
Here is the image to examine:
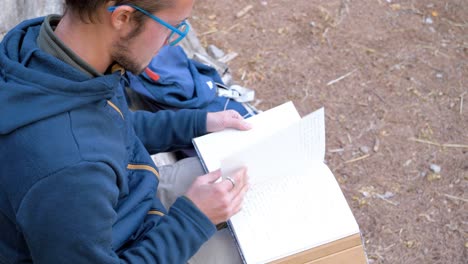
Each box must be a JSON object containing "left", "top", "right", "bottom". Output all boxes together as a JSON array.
[
  {"left": 427, "top": 173, "right": 441, "bottom": 182},
  {"left": 390, "top": 4, "right": 401, "bottom": 11},
  {"left": 352, "top": 196, "right": 368, "bottom": 207},
  {"left": 404, "top": 240, "right": 416, "bottom": 248}
]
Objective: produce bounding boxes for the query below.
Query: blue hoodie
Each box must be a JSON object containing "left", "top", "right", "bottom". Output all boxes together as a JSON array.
[{"left": 0, "top": 17, "right": 216, "bottom": 263}]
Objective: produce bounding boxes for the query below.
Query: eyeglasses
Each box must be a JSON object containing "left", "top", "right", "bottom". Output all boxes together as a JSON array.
[{"left": 108, "top": 4, "right": 190, "bottom": 46}]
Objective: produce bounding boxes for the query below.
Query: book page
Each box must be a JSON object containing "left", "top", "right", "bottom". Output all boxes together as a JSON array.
[
  {"left": 219, "top": 108, "right": 359, "bottom": 264},
  {"left": 300, "top": 107, "right": 326, "bottom": 162},
  {"left": 228, "top": 163, "right": 359, "bottom": 264},
  {"left": 192, "top": 101, "right": 301, "bottom": 172}
]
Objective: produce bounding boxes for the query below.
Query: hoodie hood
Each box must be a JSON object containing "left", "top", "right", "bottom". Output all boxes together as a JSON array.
[{"left": 0, "top": 17, "right": 119, "bottom": 134}]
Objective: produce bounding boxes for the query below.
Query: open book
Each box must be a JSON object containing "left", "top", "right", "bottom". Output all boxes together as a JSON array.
[{"left": 193, "top": 102, "right": 367, "bottom": 264}]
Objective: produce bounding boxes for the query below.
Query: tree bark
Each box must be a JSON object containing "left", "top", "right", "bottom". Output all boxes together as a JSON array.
[{"left": 1, "top": 0, "right": 62, "bottom": 40}]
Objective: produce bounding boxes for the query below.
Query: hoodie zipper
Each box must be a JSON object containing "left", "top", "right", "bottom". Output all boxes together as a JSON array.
[
  {"left": 127, "top": 164, "right": 160, "bottom": 179},
  {"left": 126, "top": 164, "right": 164, "bottom": 216},
  {"left": 107, "top": 100, "right": 124, "bottom": 119}
]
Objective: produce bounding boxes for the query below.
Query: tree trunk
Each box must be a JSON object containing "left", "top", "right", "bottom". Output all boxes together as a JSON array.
[{"left": 0, "top": 0, "right": 63, "bottom": 40}]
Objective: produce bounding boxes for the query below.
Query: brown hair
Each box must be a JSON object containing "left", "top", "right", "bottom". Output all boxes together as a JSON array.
[{"left": 64, "top": 0, "right": 174, "bottom": 24}]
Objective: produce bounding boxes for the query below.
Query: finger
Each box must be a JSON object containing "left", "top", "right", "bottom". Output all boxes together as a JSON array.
[
  {"left": 199, "top": 169, "right": 222, "bottom": 184},
  {"left": 217, "top": 176, "right": 236, "bottom": 192},
  {"left": 238, "top": 120, "right": 252, "bottom": 130},
  {"left": 224, "top": 111, "right": 252, "bottom": 131},
  {"left": 216, "top": 167, "right": 248, "bottom": 193},
  {"left": 231, "top": 167, "right": 248, "bottom": 191},
  {"left": 230, "top": 182, "right": 249, "bottom": 215}
]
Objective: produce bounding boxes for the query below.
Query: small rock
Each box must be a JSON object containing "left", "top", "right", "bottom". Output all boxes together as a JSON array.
[
  {"left": 435, "top": 72, "right": 443, "bottom": 79},
  {"left": 309, "top": 21, "right": 316, "bottom": 27},
  {"left": 360, "top": 146, "right": 370, "bottom": 154},
  {"left": 446, "top": 222, "right": 458, "bottom": 231},
  {"left": 424, "top": 17, "right": 434, "bottom": 24},
  {"left": 430, "top": 164, "right": 441, "bottom": 174},
  {"left": 404, "top": 159, "right": 412, "bottom": 167},
  {"left": 207, "top": 45, "right": 225, "bottom": 59}
]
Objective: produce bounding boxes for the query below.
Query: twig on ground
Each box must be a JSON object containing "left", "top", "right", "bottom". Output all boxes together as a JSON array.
[
  {"left": 236, "top": 5, "right": 253, "bottom": 18},
  {"left": 224, "top": 24, "right": 240, "bottom": 33},
  {"left": 200, "top": 28, "right": 218, "bottom": 36},
  {"left": 327, "top": 69, "right": 358, "bottom": 86},
  {"left": 322, "top": 27, "right": 331, "bottom": 47},
  {"left": 418, "top": 214, "right": 436, "bottom": 222},
  {"left": 460, "top": 92, "right": 466, "bottom": 115},
  {"left": 345, "top": 154, "right": 370, "bottom": 164},
  {"left": 408, "top": 138, "right": 468, "bottom": 149},
  {"left": 218, "top": 52, "right": 239, "bottom": 63},
  {"left": 377, "top": 196, "right": 399, "bottom": 206},
  {"left": 373, "top": 138, "right": 380, "bottom": 152},
  {"left": 371, "top": 90, "right": 389, "bottom": 106},
  {"left": 301, "top": 79, "right": 312, "bottom": 103},
  {"left": 443, "top": 194, "right": 468, "bottom": 203},
  {"left": 335, "top": 0, "right": 350, "bottom": 27},
  {"left": 418, "top": 45, "right": 450, "bottom": 59},
  {"left": 329, "top": 148, "right": 345, "bottom": 153},
  {"left": 441, "top": 18, "right": 468, "bottom": 28}
]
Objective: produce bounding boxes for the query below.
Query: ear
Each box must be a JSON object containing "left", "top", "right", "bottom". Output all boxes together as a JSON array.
[{"left": 108, "top": 5, "right": 135, "bottom": 30}]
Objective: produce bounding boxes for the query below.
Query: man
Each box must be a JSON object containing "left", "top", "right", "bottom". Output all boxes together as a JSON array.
[{"left": 0, "top": 0, "right": 248, "bottom": 263}]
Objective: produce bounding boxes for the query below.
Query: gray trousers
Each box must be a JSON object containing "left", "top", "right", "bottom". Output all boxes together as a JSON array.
[{"left": 157, "top": 157, "right": 242, "bottom": 264}]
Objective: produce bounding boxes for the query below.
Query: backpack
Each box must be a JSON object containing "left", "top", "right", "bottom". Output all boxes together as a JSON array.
[{"left": 126, "top": 45, "right": 257, "bottom": 118}]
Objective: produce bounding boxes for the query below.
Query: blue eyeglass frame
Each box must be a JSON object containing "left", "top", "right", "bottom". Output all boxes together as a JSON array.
[{"left": 107, "top": 4, "right": 190, "bottom": 46}]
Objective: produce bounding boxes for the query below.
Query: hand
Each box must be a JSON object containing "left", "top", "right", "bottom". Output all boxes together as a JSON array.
[
  {"left": 206, "top": 110, "right": 252, "bottom": 133},
  {"left": 185, "top": 168, "right": 249, "bottom": 225}
]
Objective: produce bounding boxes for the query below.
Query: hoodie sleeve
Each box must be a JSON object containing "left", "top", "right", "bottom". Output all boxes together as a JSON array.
[
  {"left": 16, "top": 161, "right": 216, "bottom": 264},
  {"left": 130, "top": 109, "right": 207, "bottom": 154}
]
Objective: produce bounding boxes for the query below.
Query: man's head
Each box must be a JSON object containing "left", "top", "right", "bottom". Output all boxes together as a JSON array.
[
  {"left": 64, "top": 1, "right": 174, "bottom": 26},
  {"left": 61, "top": 0, "right": 194, "bottom": 74}
]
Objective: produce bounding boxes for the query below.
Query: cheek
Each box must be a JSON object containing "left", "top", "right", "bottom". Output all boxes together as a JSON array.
[
  {"left": 132, "top": 25, "right": 170, "bottom": 66},
  {"left": 150, "top": 30, "right": 169, "bottom": 50}
]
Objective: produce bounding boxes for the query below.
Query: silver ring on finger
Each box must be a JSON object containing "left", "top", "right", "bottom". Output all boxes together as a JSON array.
[{"left": 225, "top": 176, "right": 236, "bottom": 190}]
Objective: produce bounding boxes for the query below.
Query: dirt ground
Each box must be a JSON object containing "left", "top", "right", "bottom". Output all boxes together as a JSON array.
[{"left": 191, "top": 0, "right": 467, "bottom": 263}]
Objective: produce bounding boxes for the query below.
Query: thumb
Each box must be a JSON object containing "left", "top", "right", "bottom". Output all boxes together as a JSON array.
[{"left": 225, "top": 111, "right": 252, "bottom": 130}]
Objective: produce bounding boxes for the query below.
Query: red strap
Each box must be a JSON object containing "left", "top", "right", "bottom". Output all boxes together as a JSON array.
[{"left": 144, "top": 68, "right": 160, "bottom": 82}]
